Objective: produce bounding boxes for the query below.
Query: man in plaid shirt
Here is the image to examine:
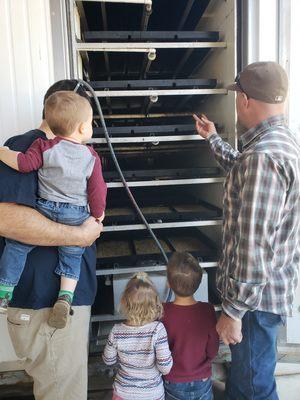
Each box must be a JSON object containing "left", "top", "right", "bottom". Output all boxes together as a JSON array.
[{"left": 194, "top": 62, "right": 300, "bottom": 400}]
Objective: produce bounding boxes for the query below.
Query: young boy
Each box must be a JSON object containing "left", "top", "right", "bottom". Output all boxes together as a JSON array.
[
  {"left": 162, "top": 252, "right": 219, "bottom": 400},
  {"left": 0, "top": 91, "right": 107, "bottom": 328}
]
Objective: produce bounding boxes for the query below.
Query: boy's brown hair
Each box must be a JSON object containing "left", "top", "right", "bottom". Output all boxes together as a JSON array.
[
  {"left": 167, "top": 252, "right": 203, "bottom": 297},
  {"left": 44, "top": 91, "right": 91, "bottom": 136}
]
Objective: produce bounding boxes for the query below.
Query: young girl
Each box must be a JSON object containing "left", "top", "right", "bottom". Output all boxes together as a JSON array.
[{"left": 103, "top": 272, "right": 173, "bottom": 400}]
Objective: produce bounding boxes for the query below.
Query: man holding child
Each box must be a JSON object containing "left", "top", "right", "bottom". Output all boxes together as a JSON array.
[{"left": 0, "top": 80, "right": 102, "bottom": 400}]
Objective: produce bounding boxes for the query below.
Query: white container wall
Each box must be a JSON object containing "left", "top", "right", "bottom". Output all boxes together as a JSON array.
[
  {"left": 0, "top": 0, "right": 54, "bottom": 144},
  {"left": 113, "top": 272, "right": 208, "bottom": 315},
  {"left": 0, "top": 0, "right": 55, "bottom": 369}
]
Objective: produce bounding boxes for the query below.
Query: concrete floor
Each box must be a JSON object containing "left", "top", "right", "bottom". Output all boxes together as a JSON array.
[
  {"left": 1, "top": 375, "right": 299, "bottom": 400},
  {"left": 1, "top": 353, "right": 300, "bottom": 399},
  {"left": 275, "top": 362, "right": 300, "bottom": 400}
]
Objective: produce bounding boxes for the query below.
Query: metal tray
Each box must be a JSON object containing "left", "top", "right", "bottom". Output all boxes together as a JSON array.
[
  {"left": 90, "top": 78, "right": 217, "bottom": 90},
  {"left": 104, "top": 198, "right": 222, "bottom": 225},
  {"left": 96, "top": 228, "right": 219, "bottom": 270},
  {"left": 84, "top": 31, "right": 220, "bottom": 42},
  {"left": 103, "top": 167, "right": 221, "bottom": 182}
]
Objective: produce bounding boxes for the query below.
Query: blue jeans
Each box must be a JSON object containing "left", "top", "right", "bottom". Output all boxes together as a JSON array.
[
  {"left": 0, "top": 199, "right": 89, "bottom": 286},
  {"left": 226, "top": 310, "right": 284, "bottom": 400},
  {"left": 164, "top": 378, "right": 213, "bottom": 400}
]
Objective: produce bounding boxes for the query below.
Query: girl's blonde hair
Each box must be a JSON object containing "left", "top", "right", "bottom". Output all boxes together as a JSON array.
[{"left": 120, "top": 272, "right": 163, "bottom": 326}]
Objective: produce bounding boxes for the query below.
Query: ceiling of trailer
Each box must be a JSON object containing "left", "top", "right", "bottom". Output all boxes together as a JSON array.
[
  {"left": 81, "top": 0, "right": 216, "bottom": 116},
  {"left": 83, "top": 0, "right": 210, "bottom": 80},
  {"left": 83, "top": 1, "right": 210, "bottom": 31}
]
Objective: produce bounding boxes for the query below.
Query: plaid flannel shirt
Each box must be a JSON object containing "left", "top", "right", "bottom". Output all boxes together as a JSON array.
[{"left": 208, "top": 115, "right": 300, "bottom": 320}]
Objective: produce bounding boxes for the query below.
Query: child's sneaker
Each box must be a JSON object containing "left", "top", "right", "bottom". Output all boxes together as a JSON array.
[
  {"left": 48, "top": 295, "right": 72, "bottom": 329},
  {"left": 0, "top": 295, "right": 10, "bottom": 314}
]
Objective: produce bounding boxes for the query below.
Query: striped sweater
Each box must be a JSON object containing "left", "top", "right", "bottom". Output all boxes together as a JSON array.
[{"left": 103, "top": 321, "right": 173, "bottom": 399}]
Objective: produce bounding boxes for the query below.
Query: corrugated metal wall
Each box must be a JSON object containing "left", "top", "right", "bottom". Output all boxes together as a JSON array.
[{"left": 0, "top": 0, "right": 54, "bottom": 145}]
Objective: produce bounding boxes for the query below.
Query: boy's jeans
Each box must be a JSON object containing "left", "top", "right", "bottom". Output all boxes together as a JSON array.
[
  {"left": 226, "top": 310, "right": 284, "bottom": 400},
  {"left": 164, "top": 378, "right": 213, "bottom": 400},
  {"left": 0, "top": 198, "right": 89, "bottom": 286}
]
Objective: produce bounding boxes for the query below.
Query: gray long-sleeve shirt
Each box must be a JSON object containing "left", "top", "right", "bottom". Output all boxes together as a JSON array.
[{"left": 17, "top": 136, "right": 107, "bottom": 217}]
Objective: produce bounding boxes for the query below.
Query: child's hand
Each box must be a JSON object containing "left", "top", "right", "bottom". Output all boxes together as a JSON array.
[
  {"left": 193, "top": 114, "right": 217, "bottom": 139},
  {"left": 97, "top": 212, "right": 105, "bottom": 223},
  {"left": 0, "top": 146, "right": 9, "bottom": 160}
]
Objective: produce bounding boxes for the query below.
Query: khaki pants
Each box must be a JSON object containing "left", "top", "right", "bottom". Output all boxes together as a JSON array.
[{"left": 7, "top": 306, "right": 91, "bottom": 400}]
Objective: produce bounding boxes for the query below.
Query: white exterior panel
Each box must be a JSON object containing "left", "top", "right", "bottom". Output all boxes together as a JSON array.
[
  {"left": 0, "top": 0, "right": 56, "bottom": 369},
  {"left": 0, "top": 0, "right": 54, "bottom": 145}
]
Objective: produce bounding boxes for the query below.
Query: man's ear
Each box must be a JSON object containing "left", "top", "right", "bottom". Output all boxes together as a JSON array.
[{"left": 242, "top": 92, "right": 250, "bottom": 109}]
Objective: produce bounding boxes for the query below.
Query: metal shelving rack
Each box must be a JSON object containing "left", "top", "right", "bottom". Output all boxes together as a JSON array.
[{"left": 67, "top": 0, "right": 236, "bottom": 330}]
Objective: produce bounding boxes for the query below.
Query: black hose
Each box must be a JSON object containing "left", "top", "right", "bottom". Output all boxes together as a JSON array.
[
  {"left": 76, "top": 80, "right": 172, "bottom": 302},
  {"left": 77, "top": 80, "right": 170, "bottom": 265}
]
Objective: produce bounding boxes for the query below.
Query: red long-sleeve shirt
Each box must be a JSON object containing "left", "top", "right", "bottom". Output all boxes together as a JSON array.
[{"left": 162, "top": 302, "right": 219, "bottom": 383}]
